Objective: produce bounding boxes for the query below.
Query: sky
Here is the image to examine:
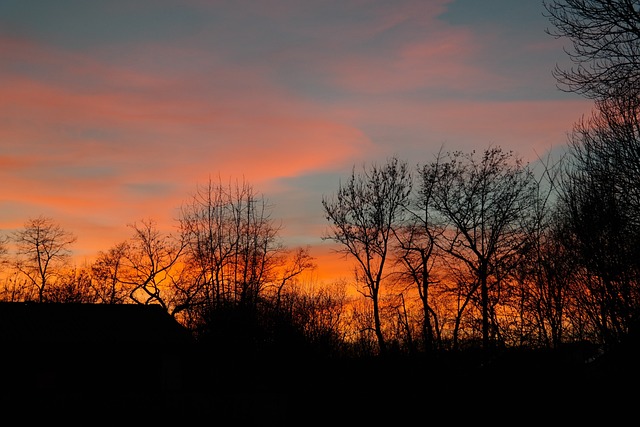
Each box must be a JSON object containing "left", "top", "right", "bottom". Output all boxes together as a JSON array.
[{"left": 0, "top": 0, "right": 593, "bottom": 284}]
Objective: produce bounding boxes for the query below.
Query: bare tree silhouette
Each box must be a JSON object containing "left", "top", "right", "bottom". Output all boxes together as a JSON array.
[
  {"left": 543, "top": 0, "right": 640, "bottom": 101},
  {"left": 12, "top": 215, "right": 76, "bottom": 302},
  {"left": 322, "top": 156, "right": 412, "bottom": 355},
  {"left": 424, "top": 147, "right": 538, "bottom": 351}
]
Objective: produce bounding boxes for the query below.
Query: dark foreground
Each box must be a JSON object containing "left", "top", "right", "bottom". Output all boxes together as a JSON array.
[
  {"left": 0, "top": 303, "right": 635, "bottom": 424},
  {"left": 1, "top": 344, "right": 637, "bottom": 425}
]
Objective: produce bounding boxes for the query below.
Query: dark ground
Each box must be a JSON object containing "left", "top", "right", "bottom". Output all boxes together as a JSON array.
[
  {"left": 1, "top": 302, "right": 635, "bottom": 424},
  {"left": 4, "top": 345, "right": 636, "bottom": 425}
]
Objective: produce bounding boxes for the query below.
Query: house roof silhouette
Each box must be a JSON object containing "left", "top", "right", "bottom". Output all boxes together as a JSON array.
[
  {"left": 0, "top": 302, "right": 194, "bottom": 396},
  {"left": 0, "top": 301, "right": 192, "bottom": 345}
]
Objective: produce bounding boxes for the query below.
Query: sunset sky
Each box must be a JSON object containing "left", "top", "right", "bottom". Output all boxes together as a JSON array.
[{"left": 1, "top": 0, "right": 593, "bottom": 284}]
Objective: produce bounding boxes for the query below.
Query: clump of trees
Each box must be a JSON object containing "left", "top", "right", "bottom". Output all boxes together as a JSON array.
[
  {"left": 323, "top": 148, "right": 556, "bottom": 355},
  {"left": 543, "top": 0, "right": 640, "bottom": 349}
]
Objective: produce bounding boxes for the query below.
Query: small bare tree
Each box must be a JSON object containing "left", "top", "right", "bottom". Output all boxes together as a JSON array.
[
  {"left": 119, "top": 218, "right": 184, "bottom": 310},
  {"left": 0, "top": 233, "right": 9, "bottom": 279},
  {"left": 12, "top": 216, "right": 76, "bottom": 302},
  {"left": 47, "top": 265, "right": 97, "bottom": 303},
  {"left": 90, "top": 242, "right": 131, "bottom": 304},
  {"left": 272, "top": 246, "right": 316, "bottom": 308}
]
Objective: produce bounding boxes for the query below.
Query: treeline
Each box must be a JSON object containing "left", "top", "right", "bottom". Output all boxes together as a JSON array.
[
  {"left": 0, "top": 143, "right": 633, "bottom": 361},
  {"left": 1, "top": 0, "right": 639, "bottom": 362}
]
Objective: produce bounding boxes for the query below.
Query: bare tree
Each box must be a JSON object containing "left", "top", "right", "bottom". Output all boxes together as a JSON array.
[
  {"left": 289, "top": 281, "right": 349, "bottom": 357},
  {"left": 47, "top": 265, "right": 97, "bottom": 303},
  {"left": 0, "top": 270, "right": 34, "bottom": 302},
  {"left": 573, "top": 96, "right": 640, "bottom": 226},
  {"left": 0, "top": 234, "right": 7, "bottom": 264},
  {"left": 12, "top": 216, "right": 76, "bottom": 302},
  {"left": 555, "top": 98, "right": 640, "bottom": 347},
  {"left": 322, "top": 156, "right": 412, "bottom": 355},
  {"left": 518, "top": 208, "right": 583, "bottom": 347},
  {"left": 394, "top": 149, "right": 447, "bottom": 352},
  {"left": 179, "top": 176, "right": 285, "bottom": 309},
  {"left": 178, "top": 175, "right": 315, "bottom": 345},
  {"left": 0, "top": 233, "right": 9, "bottom": 284},
  {"left": 119, "top": 218, "right": 184, "bottom": 310},
  {"left": 90, "top": 242, "right": 131, "bottom": 304},
  {"left": 543, "top": 0, "right": 640, "bottom": 101},
  {"left": 425, "top": 147, "right": 538, "bottom": 350},
  {"left": 509, "top": 153, "right": 578, "bottom": 349},
  {"left": 545, "top": 0, "right": 640, "bottom": 349},
  {"left": 273, "top": 246, "right": 316, "bottom": 308}
]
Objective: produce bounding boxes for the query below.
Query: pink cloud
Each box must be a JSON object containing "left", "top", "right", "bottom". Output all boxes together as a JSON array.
[
  {"left": 0, "top": 37, "right": 371, "bottom": 157},
  {"left": 0, "top": 35, "right": 378, "bottom": 257},
  {"left": 326, "top": 28, "right": 495, "bottom": 94}
]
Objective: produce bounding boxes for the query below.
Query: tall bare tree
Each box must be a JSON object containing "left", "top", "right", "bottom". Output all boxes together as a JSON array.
[
  {"left": 509, "top": 153, "right": 577, "bottom": 348},
  {"left": 179, "top": 176, "right": 286, "bottom": 309},
  {"left": 556, "top": 98, "right": 640, "bottom": 346},
  {"left": 394, "top": 151, "right": 446, "bottom": 352},
  {"left": 545, "top": 0, "right": 640, "bottom": 348},
  {"left": 425, "top": 147, "right": 538, "bottom": 350},
  {"left": 178, "top": 175, "right": 316, "bottom": 346},
  {"left": 12, "top": 216, "right": 76, "bottom": 302},
  {"left": 322, "top": 156, "right": 412, "bottom": 355}
]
